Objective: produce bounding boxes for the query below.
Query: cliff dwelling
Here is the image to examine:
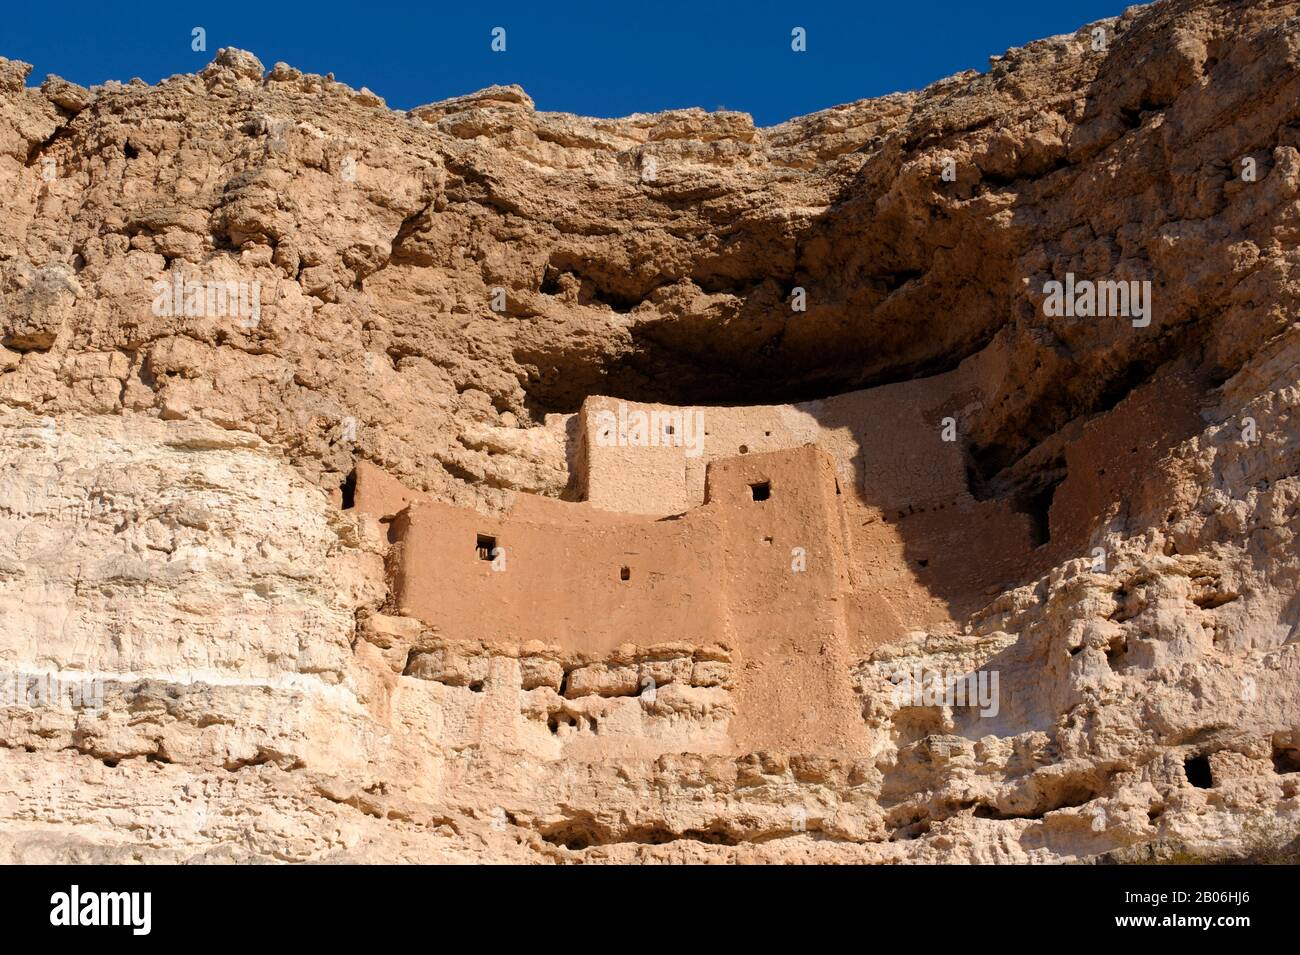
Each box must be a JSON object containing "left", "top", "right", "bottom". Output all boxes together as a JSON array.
[
  {"left": 349, "top": 337, "right": 1097, "bottom": 640},
  {"left": 347, "top": 357, "right": 1075, "bottom": 753},
  {"left": 338, "top": 319, "right": 1209, "bottom": 761},
  {"left": 4, "top": 0, "right": 1299, "bottom": 869}
]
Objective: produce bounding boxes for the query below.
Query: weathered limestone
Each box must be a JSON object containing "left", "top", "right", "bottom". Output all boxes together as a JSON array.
[{"left": 0, "top": 0, "right": 1298, "bottom": 862}]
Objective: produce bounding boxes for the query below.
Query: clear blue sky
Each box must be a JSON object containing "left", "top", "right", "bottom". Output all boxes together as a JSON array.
[{"left": 6, "top": 1, "right": 1131, "bottom": 126}]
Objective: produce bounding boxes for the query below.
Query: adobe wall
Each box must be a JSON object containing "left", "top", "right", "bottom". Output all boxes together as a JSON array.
[
  {"left": 575, "top": 369, "right": 977, "bottom": 518},
  {"left": 703, "top": 448, "right": 868, "bottom": 752},
  {"left": 566, "top": 359, "right": 1038, "bottom": 637},
  {"left": 382, "top": 445, "right": 852, "bottom": 660},
  {"left": 351, "top": 460, "right": 431, "bottom": 520}
]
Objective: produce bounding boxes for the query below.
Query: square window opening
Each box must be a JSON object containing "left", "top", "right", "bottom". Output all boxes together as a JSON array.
[
  {"left": 750, "top": 481, "right": 771, "bottom": 502},
  {"left": 476, "top": 534, "right": 496, "bottom": 561}
]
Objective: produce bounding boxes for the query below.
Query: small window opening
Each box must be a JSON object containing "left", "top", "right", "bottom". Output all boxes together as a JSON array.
[
  {"left": 1184, "top": 753, "right": 1213, "bottom": 789},
  {"left": 620, "top": 566, "right": 630, "bottom": 581},
  {"left": 339, "top": 469, "right": 357, "bottom": 510},
  {"left": 476, "top": 534, "right": 496, "bottom": 561},
  {"left": 750, "top": 481, "right": 770, "bottom": 501},
  {"left": 1273, "top": 743, "right": 1300, "bottom": 774},
  {"left": 739, "top": 445, "right": 749, "bottom": 454},
  {"left": 547, "top": 713, "right": 576, "bottom": 735}
]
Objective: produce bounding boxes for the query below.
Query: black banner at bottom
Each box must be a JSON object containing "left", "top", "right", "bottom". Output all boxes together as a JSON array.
[{"left": 0, "top": 862, "right": 1280, "bottom": 940}]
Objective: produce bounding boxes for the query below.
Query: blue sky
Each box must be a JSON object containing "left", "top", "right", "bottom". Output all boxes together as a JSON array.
[{"left": 6, "top": 1, "right": 1130, "bottom": 126}]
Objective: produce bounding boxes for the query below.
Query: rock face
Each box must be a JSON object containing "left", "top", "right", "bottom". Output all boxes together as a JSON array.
[{"left": 1, "top": 0, "right": 1299, "bottom": 862}]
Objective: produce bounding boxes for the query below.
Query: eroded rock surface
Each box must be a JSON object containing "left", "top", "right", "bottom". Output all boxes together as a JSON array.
[{"left": 1, "top": 0, "right": 1298, "bottom": 862}]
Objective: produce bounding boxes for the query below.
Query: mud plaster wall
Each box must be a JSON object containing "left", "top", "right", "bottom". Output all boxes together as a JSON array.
[
  {"left": 384, "top": 446, "right": 851, "bottom": 659},
  {"left": 574, "top": 372, "right": 979, "bottom": 518},
  {"left": 565, "top": 365, "right": 1040, "bottom": 635}
]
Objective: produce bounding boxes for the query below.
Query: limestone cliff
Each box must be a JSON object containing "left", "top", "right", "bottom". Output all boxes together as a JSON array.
[{"left": 1, "top": 0, "right": 1299, "bottom": 862}]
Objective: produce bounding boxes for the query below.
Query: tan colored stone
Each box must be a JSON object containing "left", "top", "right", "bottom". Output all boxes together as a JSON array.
[{"left": 0, "top": 0, "right": 1298, "bottom": 863}]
